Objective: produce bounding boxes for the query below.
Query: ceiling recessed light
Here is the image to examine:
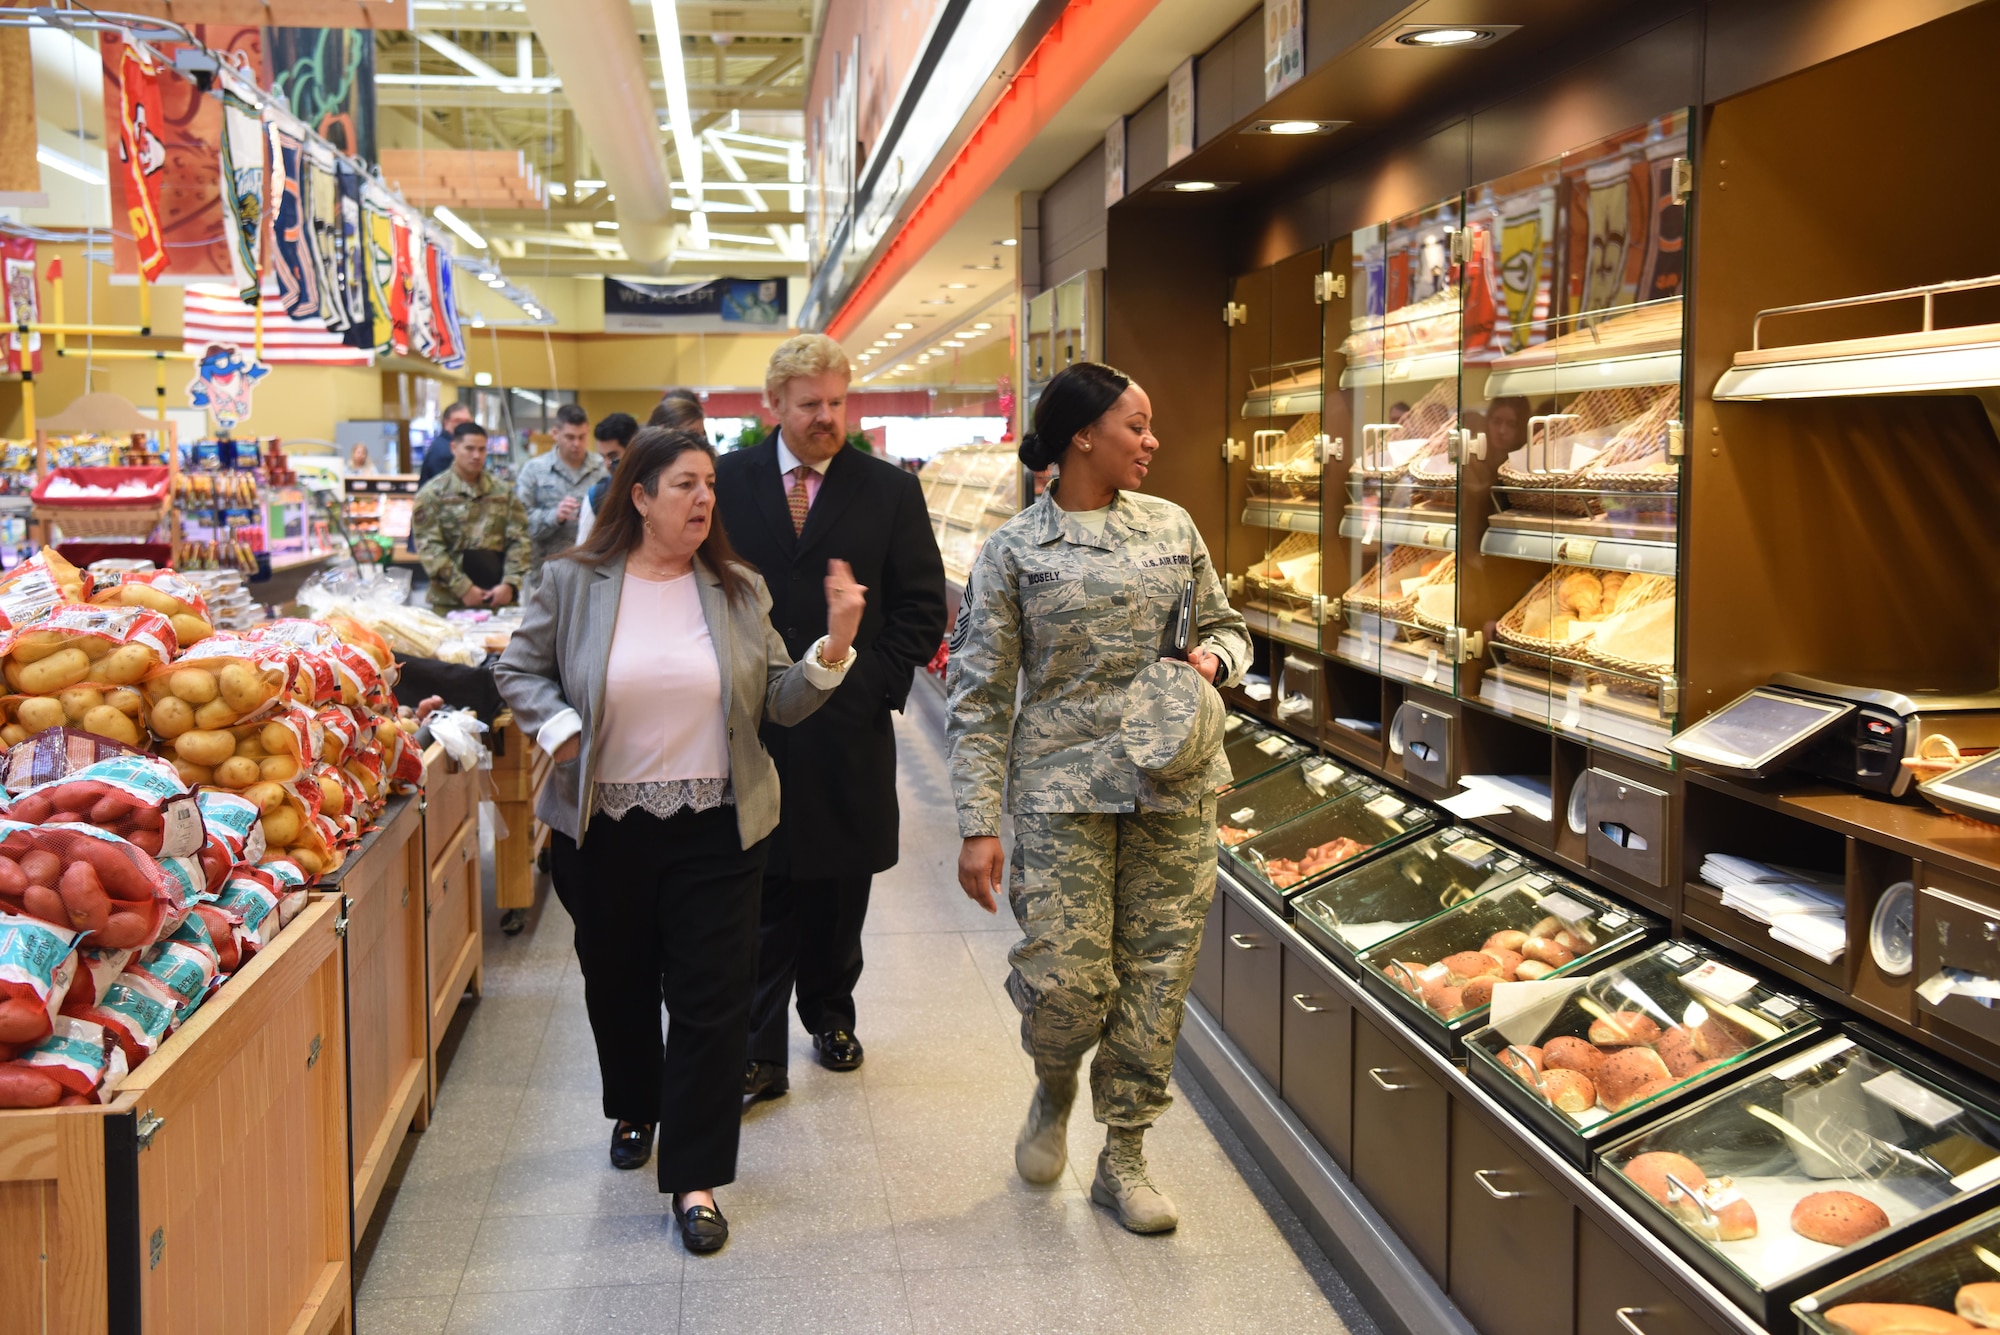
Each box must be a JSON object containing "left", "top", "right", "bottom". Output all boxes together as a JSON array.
[
  {"left": 1173, "top": 180, "right": 1218, "bottom": 192},
  {"left": 1377, "top": 23, "right": 1518, "bottom": 49},
  {"left": 884, "top": 331, "right": 903, "bottom": 340},
  {"left": 954, "top": 331, "right": 975, "bottom": 338},
  {"left": 894, "top": 321, "right": 914, "bottom": 330},
  {"left": 921, "top": 297, "right": 953, "bottom": 304},
  {"left": 941, "top": 341, "right": 963, "bottom": 348},
  {"left": 973, "top": 322, "right": 992, "bottom": 331},
  {"left": 996, "top": 238, "right": 1017, "bottom": 247},
  {"left": 594, "top": 220, "right": 619, "bottom": 229},
  {"left": 1244, "top": 118, "right": 1349, "bottom": 137},
  {"left": 945, "top": 282, "right": 971, "bottom": 289}
]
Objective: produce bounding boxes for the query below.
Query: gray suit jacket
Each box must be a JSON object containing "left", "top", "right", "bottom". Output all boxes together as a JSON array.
[{"left": 493, "top": 551, "right": 838, "bottom": 849}]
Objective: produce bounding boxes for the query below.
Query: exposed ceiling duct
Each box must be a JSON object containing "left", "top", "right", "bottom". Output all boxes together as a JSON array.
[{"left": 520, "top": 0, "right": 676, "bottom": 270}]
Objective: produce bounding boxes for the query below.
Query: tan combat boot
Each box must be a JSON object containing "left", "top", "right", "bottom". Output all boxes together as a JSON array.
[
  {"left": 1091, "top": 1127, "right": 1178, "bottom": 1233},
  {"left": 1014, "top": 1076, "right": 1075, "bottom": 1185}
]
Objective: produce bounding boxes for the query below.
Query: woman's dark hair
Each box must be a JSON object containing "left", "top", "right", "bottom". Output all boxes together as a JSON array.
[
  {"left": 1018, "top": 361, "right": 1132, "bottom": 470},
  {"left": 566, "top": 426, "right": 750, "bottom": 602},
  {"left": 650, "top": 388, "right": 705, "bottom": 432}
]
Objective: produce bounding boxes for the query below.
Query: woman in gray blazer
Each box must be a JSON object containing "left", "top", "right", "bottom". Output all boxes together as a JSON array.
[{"left": 496, "top": 427, "right": 864, "bottom": 1255}]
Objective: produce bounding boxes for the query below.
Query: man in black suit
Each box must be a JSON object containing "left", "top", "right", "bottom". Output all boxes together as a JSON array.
[{"left": 716, "top": 334, "right": 947, "bottom": 1098}]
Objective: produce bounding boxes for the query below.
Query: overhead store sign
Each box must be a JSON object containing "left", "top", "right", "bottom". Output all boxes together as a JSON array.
[
  {"left": 1166, "top": 58, "right": 1195, "bottom": 165},
  {"left": 1104, "top": 117, "right": 1126, "bottom": 206},
  {"left": 602, "top": 277, "right": 789, "bottom": 333},
  {"left": 1264, "top": 0, "right": 1304, "bottom": 99}
]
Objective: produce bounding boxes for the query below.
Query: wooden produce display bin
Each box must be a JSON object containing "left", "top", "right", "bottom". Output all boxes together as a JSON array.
[
  {"left": 312, "top": 793, "right": 427, "bottom": 1235},
  {"left": 422, "top": 742, "right": 483, "bottom": 1109},
  {"left": 0, "top": 898, "right": 351, "bottom": 1335},
  {"left": 489, "top": 713, "right": 552, "bottom": 913}
]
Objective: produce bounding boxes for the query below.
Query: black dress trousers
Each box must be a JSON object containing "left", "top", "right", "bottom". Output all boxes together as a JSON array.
[
  {"left": 747, "top": 872, "right": 872, "bottom": 1065},
  {"left": 556, "top": 804, "right": 766, "bottom": 1194}
]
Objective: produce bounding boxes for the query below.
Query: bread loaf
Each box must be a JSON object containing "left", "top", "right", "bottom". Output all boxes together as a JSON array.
[
  {"left": 1623, "top": 1150, "right": 1705, "bottom": 1205},
  {"left": 1825, "top": 1304, "right": 1973, "bottom": 1335},
  {"left": 1597, "top": 1047, "right": 1675, "bottom": 1112},
  {"left": 1542, "top": 1035, "right": 1605, "bottom": 1076},
  {"left": 1955, "top": 1282, "right": 2000, "bottom": 1328},
  {"left": 1791, "top": 1190, "right": 1890, "bottom": 1247},
  {"left": 1588, "top": 1011, "right": 1662, "bottom": 1046}
]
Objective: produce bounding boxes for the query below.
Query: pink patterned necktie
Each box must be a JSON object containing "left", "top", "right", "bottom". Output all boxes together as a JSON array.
[{"left": 787, "top": 465, "right": 811, "bottom": 535}]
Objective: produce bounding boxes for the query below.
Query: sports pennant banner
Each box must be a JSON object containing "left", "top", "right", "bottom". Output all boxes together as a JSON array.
[{"left": 114, "top": 44, "right": 170, "bottom": 282}]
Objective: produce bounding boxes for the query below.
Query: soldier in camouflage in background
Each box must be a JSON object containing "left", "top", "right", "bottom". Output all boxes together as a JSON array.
[
  {"left": 946, "top": 362, "right": 1249, "bottom": 1234},
  {"left": 412, "top": 419, "right": 532, "bottom": 617}
]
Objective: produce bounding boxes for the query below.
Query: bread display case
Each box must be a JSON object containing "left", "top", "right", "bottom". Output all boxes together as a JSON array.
[
  {"left": 1222, "top": 776, "right": 1443, "bottom": 914},
  {"left": 1793, "top": 1204, "right": 2000, "bottom": 1334},
  {"left": 1598, "top": 1028, "right": 2000, "bottom": 1328},
  {"left": 921, "top": 443, "right": 1022, "bottom": 587},
  {"left": 1458, "top": 111, "right": 1691, "bottom": 764},
  {"left": 1467, "top": 939, "right": 1825, "bottom": 1167},
  {"left": 1216, "top": 753, "right": 1366, "bottom": 848},
  {"left": 1219, "top": 711, "right": 1315, "bottom": 791},
  {"left": 1352, "top": 865, "right": 1659, "bottom": 1055},
  {"left": 1289, "top": 825, "right": 1535, "bottom": 963}
]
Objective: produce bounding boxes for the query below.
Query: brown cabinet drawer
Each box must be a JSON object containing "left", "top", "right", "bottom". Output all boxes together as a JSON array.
[
  {"left": 1917, "top": 880, "right": 2000, "bottom": 1046},
  {"left": 1352, "top": 1012, "right": 1451, "bottom": 1282},
  {"left": 1281, "top": 943, "right": 1352, "bottom": 1171},
  {"left": 1393, "top": 699, "right": 1453, "bottom": 791},
  {"left": 1583, "top": 767, "right": 1670, "bottom": 887},
  {"left": 1192, "top": 890, "right": 1226, "bottom": 1020},
  {"left": 1577, "top": 1212, "right": 1725, "bottom": 1335},
  {"left": 1221, "top": 894, "right": 1283, "bottom": 1086},
  {"left": 422, "top": 747, "right": 476, "bottom": 878},
  {"left": 1450, "top": 1099, "right": 1576, "bottom": 1335}
]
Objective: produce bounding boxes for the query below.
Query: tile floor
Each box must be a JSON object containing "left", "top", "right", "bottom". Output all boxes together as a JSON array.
[{"left": 356, "top": 685, "right": 1378, "bottom": 1334}]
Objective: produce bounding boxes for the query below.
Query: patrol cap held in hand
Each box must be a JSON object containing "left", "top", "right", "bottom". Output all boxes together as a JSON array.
[{"left": 1122, "top": 659, "right": 1226, "bottom": 782}]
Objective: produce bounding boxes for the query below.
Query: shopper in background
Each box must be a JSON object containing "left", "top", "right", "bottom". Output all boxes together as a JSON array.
[
  {"left": 946, "top": 361, "right": 1249, "bottom": 1235},
  {"left": 495, "top": 427, "right": 866, "bottom": 1255},
  {"left": 412, "top": 420, "right": 531, "bottom": 617},
  {"left": 516, "top": 403, "right": 609, "bottom": 590},
  {"left": 575, "top": 411, "right": 639, "bottom": 547},
  {"left": 650, "top": 387, "right": 705, "bottom": 433},
  {"left": 417, "top": 400, "right": 474, "bottom": 485},
  {"left": 715, "top": 334, "right": 946, "bottom": 1100}
]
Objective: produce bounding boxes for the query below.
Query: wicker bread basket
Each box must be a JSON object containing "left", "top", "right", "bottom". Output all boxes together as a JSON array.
[
  {"left": 1581, "top": 595, "right": 1677, "bottom": 691},
  {"left": 1245, "top": 531, "right": 1319, "bottom": 595},
  {"left": 1342, "top": 547, "right": 1453, "bottom": 620},
  {"left": 1493, "top": 566, "right": 1675, "bottom": 657},
  {"left": 1495, "top": 387, "right": 1677, "bottom": 514},
  {"left": 1350, "top": 381, "right": 1456, "bottom": 482},
  {"left": 1412, "top": 580, "right": 1457, "bottom": 636},
  {"left": 1247, "top": 414, "right": 1325, "bottom": 503}
]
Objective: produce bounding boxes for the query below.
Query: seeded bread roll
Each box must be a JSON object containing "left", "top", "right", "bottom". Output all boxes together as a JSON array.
[
  {"left": 1597, "top": 1046, "right": 1675, "bottom": 1112},
  {"left": 1654, "top": 1025, "right": 1705, "bottom": 1077},
  {"left": 1498, "top": 1045, "right": 1543, "bottom": 1084},
  {"left": 1691, "top": 1014, "right": 1751, "bottom": 1060},
  {"left": 1481, "top": 948, "right": 1524, "bottom": 980},
  {"left": 1791, "top": 1190, "right": 1890, "bottom": 1247},
  {"left": 1442, "top": 951, "right": 1501, "bottom": 982},
  {"left": 1542, "top": 1035, "right": 1605, "bottom": 1076},
  {"left": 1522, "top": 937, "right": 1576, "bottom": 967},
  {"left": 1461, "top": 976, "right": 1496, "bottom": 1010},
  {"left": 1483, "top": 929, "right": 1528, "bottom": 953},
  {"left": 1623, "top": 1150, "right": 1705, "bottom": 1205},
  {"left": 1825, "top": 1304, "right": 1972, "bottom": 1335},
  {"left": 1588, "top": 1011, "right": 1662, "bottom": 1046},
  {"left": 1422, "top": 979, "right": 1467, "bottom": 1020},
  {"left": 1956, "top": 1282, "right": 2000, "bottom": 1328},
  {"left": 1541, "top": 1068, "right": 1596, "bottom": 1112}
]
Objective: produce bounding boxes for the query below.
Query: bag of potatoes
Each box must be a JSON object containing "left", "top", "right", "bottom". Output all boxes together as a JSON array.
[
  {"left": 0, "top": 550, "right": 90, "bottom": 627},
  {"left": 252, "top": 793, "right": 337, "bottom": 880},
  {"left": 0, "top": 605, "right": 175, "bottom": 696},
  {"left": 140, "top": 638, "right": 295, "bottom": 739},
  {"left": 89, "top": 570, "right": 213, "bottom": 649},
  {"left": 1, "top": 686, "right": 149, "bottom": 749},
  {"left": 325, "top": 614, "right": 396, "bottom": 684},
  {"left": 163, "top": 703, "right": 321, "bottom": 794}
]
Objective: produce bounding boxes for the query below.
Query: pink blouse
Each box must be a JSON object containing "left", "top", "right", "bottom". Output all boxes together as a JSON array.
[{"left": 593, "top": 571, "right": 730, "bottom": 784}]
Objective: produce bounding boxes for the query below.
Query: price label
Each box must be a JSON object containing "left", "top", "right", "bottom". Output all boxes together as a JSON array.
[
  {"left": 1559, "top": 538, "right": 1599, "bottom": 564},
  {"left": 1561, "top": 682, "right": 1585, "bottom": 731},
  {"left": 1230, "top": 807, "right": 1257, "bottom": 825},
  {"left": 1444, "top": 838, "right": 1495, "bottom": 867},
  {"left": 1366, "top": 793, "right": 1407, "bottom": 819},
  {"left": 1256, "top": 735, "right": 1290, "bottom": 756},
  {"left": 1423, "top": 648, "right": 1440, "bottom": 684},
  {"left": 1758, "top": 996, "right": 1798, "bottom": 1018},
  {"left": 1363, "top": 518, "right": 1379, "bottom": 545},
  {"left": 1305, "top": 761, "right": 1345, "bottom": 790},
  {"left": 1662, "top": 944, "right": 1697, "bottom": 965},
  {"left": 1681, "top": 961, "right": 1760, "bottom": 1006},
  {"left": 1425, "top": 525, "right": 1450, "bottom": 548},
  {"left": 1521, "top": 874, "right": 1551, "bottom": 891},
  {"left": 1599, "top": 912, "right": 1630, "bottom": 932},
  {"left": 1538, "top": 891, "right": 1594, "bottom": 926},
  {"left": 1863, "top": 1069, "right": 1964, "bottom": 1130},
  {"left": 1770, "top": 1036, "right": 1856, "bottom": 1083},
  {"left": 1224, "top": 715, "right": 1245, "bottom": 734}
]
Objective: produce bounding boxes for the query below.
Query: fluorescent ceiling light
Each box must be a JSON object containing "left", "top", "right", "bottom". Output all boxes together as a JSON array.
[
  {"left": 973, "top": 322, "right": 992, "bottom": 331},
  {"left": 434, "top": 205, "right": 488, "bottom": 250},
  {"left": 1172, "top": 181, "right": 1218, "bottom": 192},
  {"left": 595, "top": 221, "right": 619, "bottom": 230},
  {"left": 945, "top": 282, "right": 970, "bottom": 289},
  {"left": 997, "top": 239, "right": 1017, "bottom": 246},
  {"left": 650, "top": 0, "right": 702, "bottom": 205},
  {"left": 547, "top": 182, "right": 567, "bottom": 196},
  {"left": 941, "top": 341, "right": 963, "bottom": 348},
  {"left": 36, "top": 145, "right": 105, "bottom": 186},
  {"left": 1401, "top": 27, "right": 1484, "bottom": 45},
  {"left": 894, "top": 322, "right": 914, "bottom": 330},
  {"left": 884, "top": 331, "right": 903, "bottom": 340},
  {"left": 574, "top": 179, "right": 606, "bottom": 190},
  {"left": 955, "top": 331, "right": 975, "bottom": 338}
]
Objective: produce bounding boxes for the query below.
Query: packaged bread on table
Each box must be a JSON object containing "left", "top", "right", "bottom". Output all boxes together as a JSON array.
[
  {"left": 0, "top": 603, "right": 175, "bottom": 700},
  {"left": 141, "top": 636, "right": 297, "bottom": 743},
  {"left": 89, "top": 568, "right": 213, "bottom": 647}
]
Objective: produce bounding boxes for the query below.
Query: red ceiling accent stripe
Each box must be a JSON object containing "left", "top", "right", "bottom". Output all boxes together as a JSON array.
[{"left": 826, "top": 0, "right": 1163, "bottom": 343}]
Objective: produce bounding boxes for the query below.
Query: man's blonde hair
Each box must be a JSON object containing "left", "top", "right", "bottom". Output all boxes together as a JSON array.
[{"left": 765, "top": 333, "right": 851, "bottom": 406}]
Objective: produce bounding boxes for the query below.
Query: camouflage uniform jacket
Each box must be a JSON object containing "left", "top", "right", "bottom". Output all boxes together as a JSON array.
[
  {"left": 514, "top": 448, "right": 608, "bottom": 578},
  {"left": 945, "top": 486, "right": 1251, "bottom": 839},
  {"left": 412, "top": 467, "right": 532, "bottom": 615}
]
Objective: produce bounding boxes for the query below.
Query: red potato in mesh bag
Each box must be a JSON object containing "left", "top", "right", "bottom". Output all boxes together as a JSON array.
[
  {"left": 4, "top": 753, "right": 203, "bottom": 859},
  {"left": 129, "top": 939, "right": 217, "bottom": 1028},
  {"left": 89, "top": 569, "right": 213, "bottom": 649},
  {"left": 214, "top": 868, "right": 285, "bottom": 960},
  {"left": 0, "top": 604, "right": 175, "bottom": 694},
  {"left": 258, "top": 858, "right": 311, "bottom": 925},
  {"left": 0, "top": 911, "right": 79, "bottom": 1047},
  {"left": 10, "top": 1016, "right": 129, "bottom": 1105},
  {"left": 164, "top": 910, "right": 223, "bottom": 975},
  {"left": 141, "top": 637, "right": 296, "bottom": 741},
  {"left": 65, "top": 946, "right": 134, "bottom": 1012},
  {"left": 0, "top": 819, "right": 188, "bottom": 951},
  {"left": 64, "top": 974, "right": 174, "bottom": 1066}
]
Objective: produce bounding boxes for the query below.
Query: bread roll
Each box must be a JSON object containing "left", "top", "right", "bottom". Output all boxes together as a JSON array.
[
  {"left": 1383, "top": 962, "right": 1424, "bottom": 996},
  {"left": 1529, "top": 915, "right": 1563, "bottom": 939},
  {"left": 1554, "top": 928, "right": 1588, "bottom": 953},
  {"left": 1790, "top": 1190, "right": 1890, "bottom": 1247},
  {"left": 1498, "top": 1045, "right": 1543, "bottom": 1084},
  {"left": 1588, "top": 1011, "right": 1662, "bottom": 1046},
  {"left": 1825, "top": 1304, "right": 1972, "bottom": 1335},
  {"left": 1522, "top": 937, "right": 1577, "bottom": 967},
  {"left": 1686, "top": 1184, "right": 1758, "bottom": 1242},
  {"left": 1483, "top": 929, "right": 1528, "bottom": 953},
  {"left": 1442, "top": 951, "right": 1500, "bottom": 983},
  {"left": 1541, "top": 1068, "right": 1596, "bottom": 1113},
  {"left": 1461, "top": 977, "right": 1496, "bottom": 1010},
  {"left": 1654, "top": 1025, "right": 1704, "bottom": 1078},
  {"left": 1481, "top": 948, "right": 1523, "bottom": 980},
  {"left": 1515, "top": 960, "right": 1556, "bottom": 981},
  {"left": 1623, "top": 1150, "right": 1705, "bottom": 1205},
  {"left": 1543, "top": 1036, "right": 1605, "bottom": 1076},
  {"left": 1691, "top": 1014, "right": 1752, "bottom": 1060},
  {"left": 1421, "top": 979, "right": 1466, "bottom": 1019},
  {"left": 1597, "top": 1047, "right": 1675, "bottom": 1112},
  {"left": 1955, "top": 1283, "right": 2000, "bottom": 1328}
]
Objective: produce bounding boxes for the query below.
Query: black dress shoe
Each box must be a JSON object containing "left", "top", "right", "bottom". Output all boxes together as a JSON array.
[
  {"left": 743, "top": 1060, "right": 789, "bottom": 1103},
  {"left": 813, "top": 1029, "right": 864, "bottom": 1071},
  {"left": 672, "top": 1195, "right": 729, "bottom": 1254},
  {"left": 609, "top": 1121, "right": 655, "bottom": 1170},
  {"left": 500, "top": 908, "right": 528, "bottom": 936}
]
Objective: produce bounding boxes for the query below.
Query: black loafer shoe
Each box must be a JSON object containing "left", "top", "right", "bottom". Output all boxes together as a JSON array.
[
  {"left": 500, "top": 908, "right": 528, "bottom": 936},
  {"left": 673, "top": 1196, "right": 729, "bottom": 1254},
  {"left": 743, "top": 1060, "right": 789, "bottom": 1103},
  {"left": 813, "top": 1029, "right": 864, "bottom": 1071},
  {"left": 609, "top": 1121, "right": 655, "bottom": 1170}
]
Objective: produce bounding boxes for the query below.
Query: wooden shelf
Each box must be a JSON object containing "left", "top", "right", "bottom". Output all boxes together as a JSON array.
[{"left": 1684, "top": 770, "right": 2000, "bottom": 884}]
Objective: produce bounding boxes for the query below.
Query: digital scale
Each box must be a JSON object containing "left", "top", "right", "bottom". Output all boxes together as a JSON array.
[
  {"left": 1669, "top": 673, "right": 2000, "bottom": 798},
  {"left": 1920, "top": 752, "right": 2000, "bottom": 825}
]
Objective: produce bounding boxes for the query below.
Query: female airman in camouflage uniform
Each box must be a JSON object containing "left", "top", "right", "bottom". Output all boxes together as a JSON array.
[{"left": 946, "top": 362, "right": 1250, "bottom": 1233}]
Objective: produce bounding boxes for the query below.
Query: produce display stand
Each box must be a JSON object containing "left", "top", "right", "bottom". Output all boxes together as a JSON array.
[
  {"left": 0, "top": 898, "right": 351, "bottom": 1335},
  {"left": 421, "top": 741, "right": 483, "bottom": 1109},
  {"left": 310, "top": 793, "right": 427, "bottom": 1236},
  {"left": 488, "top": 712, "right": 551, "bottom": 914},
  {"left": 28, "top": 393, "right": 182, "bottom": 554}
]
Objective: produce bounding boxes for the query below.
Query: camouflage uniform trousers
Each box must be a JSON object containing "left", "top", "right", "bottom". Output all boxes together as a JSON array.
[{"left": 1003, "top": 797, "right": 1217, "bottom": 1128}]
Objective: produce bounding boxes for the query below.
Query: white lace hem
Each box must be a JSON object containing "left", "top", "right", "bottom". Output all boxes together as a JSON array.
[{"left": 593, "top": 778, "right": 734, "bottom": 821}]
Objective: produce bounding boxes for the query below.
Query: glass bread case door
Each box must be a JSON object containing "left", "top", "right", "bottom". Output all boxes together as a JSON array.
[
  {"left": 1465, "top": 938, "right": 1823, "bottom": 1167},
  {"left": 1216, "top": 755, "right": 1365, "bottom": 849},
  {"left": 1218, "top": 712, "right": 1313, "bottom": 793},
  {"left": 1597, "top": 1028, "right": 2000, "bottom": 1327},
  {"left": 1794, "top": 1204, "right": 2000, "bottom": 1333},
  {"left": 1352, "top": 867, "right": 1658, "bottom": 1055},
  {"left": 1223, "top": 779, "right": 1442, "bottom": 913},
  {"left": 1286, "top": 825, "right": 1525, "bottom": 964},
  {"left": 1463, "top": 110, "right": 1690, "bottom": 762}
]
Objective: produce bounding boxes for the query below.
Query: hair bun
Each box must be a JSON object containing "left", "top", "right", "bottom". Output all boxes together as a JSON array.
[{"left": 1017, "top": 431, "right": 1047, "bottom": 469}]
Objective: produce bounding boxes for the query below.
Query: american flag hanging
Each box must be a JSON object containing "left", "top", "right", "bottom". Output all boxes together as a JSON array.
[{"left": 182, "top": 280, "right": 373, "bottom": 366}]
